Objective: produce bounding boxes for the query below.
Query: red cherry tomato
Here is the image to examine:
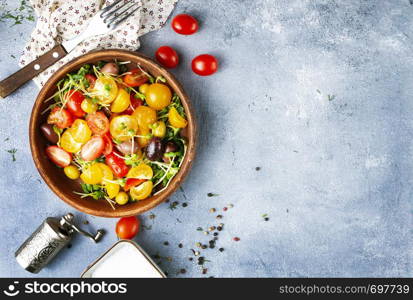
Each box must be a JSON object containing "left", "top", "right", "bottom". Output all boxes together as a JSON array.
[
  {"left": 172, "top": 14, "right": 199, "bottom": 35},
  {"left": 123, "top": 68, "right": 149, "bottom": 87},
  {"left": 85, "top": 74, "right": 97, "bottom": 87},
  {"left": 102, "top": 133, "right": 113, "bottom": 156},
  {"left": 86, "top": 111, "right": 110, "bottom": 135},
  {"left": 116, "top": 216, "right": 140, "bottom": 239},
  {"left": 124, "top": 178, "right": 146, "bottom": 192},
  {"left": 66, "top": 90, "right": 86, "bottom": 118},
  {"left": 155, "top": 46, "right": 179, "bottom": 68},
  {"left": 105, "top": 152, "right": 130, "bottom": 178},
  {"left": 124, "top": 94, "right": 144, "bottom": 115},
  {"left": 80, "top": 136, "right": 105, "bottom": 161},
  {"left": 47, "top": 107, "right": 74, "bottom": 129},
  {"left": 192, "top": 54, "right": 218, "bottom": 76},
  {"left": 46, "top": 146, "right": 72, "bottom": 167}
]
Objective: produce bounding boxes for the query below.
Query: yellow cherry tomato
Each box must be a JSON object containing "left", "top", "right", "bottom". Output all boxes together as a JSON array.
[
  {"left": 127, "top": 163, "right": 153, "bottom": 179},
  {"left": 115, "top": 191, "right": 129, "bottom": 205},
  {"left": 80, "top": 163, "right": 103, "bottom": 185},
  {"left": 94, "top": 163, "right": 118, "bottom": 198},
  {"left": 132, "top": 106, "right": 157, "bottom": 131},
  {"left": 105, "top": 182, "right": 120, "bottom": 199},
  {"left": 168, "top": 107, "right": 188, "bottom": 128},
  {"left": 63, "top": 165, "right": 80, "bottom": 180},
  {"left": 111, "top": 89, "right": 130, "bottom": 113},
  {"left": 81, "top": 98, "right": 98, "bottom": 114},
  {"left": 96, "top": 163, "right": 113, "bottom": 182},
  {"left": 71, "top": 119, "right": 92, "bottom": 144},
  {"left": 151, "top": 121, "right": 166, "bottom": 138},
  {"left": 130, "top": 181, "right": 153, "bottom": 200},
  {"left": 93, "top": 76, "right": 118, "bottom": 104},
  {"left": 139, "top": 83, "right": 149, "bottom": 94},
  {"left": 60, "top": 129, "right": 82, "bottom": 153},
  {"left": 146, "top": 83, "right": 172, "bottom": 110},
  {"left": 109, "top": 115, "right": 139, "bottom": 142}
]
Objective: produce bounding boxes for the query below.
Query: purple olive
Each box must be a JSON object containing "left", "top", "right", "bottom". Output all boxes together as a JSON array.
[
  {"left": 100, "top": 62, "right": 119, "bottom": 75},
  {"left": 145, "top": 137, "right": 165, "bottom": 161},
  {"left": 116, "top": 139, "right": 139, "bottom": 155},
  {"left": 165, "top": 141, "right": 178, "bottom": 153},
  {"left": 40, "top": 123, "right": 59, "bottom": 144},
  {"left": 163, "top": 141, "right": 178, "bottom": 163}
]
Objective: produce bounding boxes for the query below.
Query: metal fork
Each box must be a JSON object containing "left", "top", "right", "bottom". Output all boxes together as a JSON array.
[{"left": 0, "top": 0, "right": 141, "bottom": 98}]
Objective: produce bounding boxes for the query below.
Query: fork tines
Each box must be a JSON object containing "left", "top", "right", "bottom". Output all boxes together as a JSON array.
[{"left": 100, "top": 0, "right": 140, "bottom": 29}]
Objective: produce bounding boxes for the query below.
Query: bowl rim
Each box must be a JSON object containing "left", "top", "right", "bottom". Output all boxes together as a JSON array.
[{"left": 29, "top": 49, "right": 197, "bottom": 217}]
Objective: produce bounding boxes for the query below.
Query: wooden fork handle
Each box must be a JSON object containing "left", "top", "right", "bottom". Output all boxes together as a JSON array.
[{"left": 0, "top": 45, "right": 67, "bottom": 99}]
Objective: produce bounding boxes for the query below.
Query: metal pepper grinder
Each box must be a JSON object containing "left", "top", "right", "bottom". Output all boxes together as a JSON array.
[{"left": 15, "top": 213, "right": 104, "bottom": 273}]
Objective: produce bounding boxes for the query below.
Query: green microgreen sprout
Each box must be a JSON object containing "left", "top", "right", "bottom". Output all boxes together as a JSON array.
[{"left": 6, "top": 148, "right": 17, "bottom": 162}]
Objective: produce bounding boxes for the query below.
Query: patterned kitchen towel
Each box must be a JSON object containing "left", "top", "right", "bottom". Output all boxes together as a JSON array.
[{"left": 19, "top": 0, "right": 178, "bottom": 87}]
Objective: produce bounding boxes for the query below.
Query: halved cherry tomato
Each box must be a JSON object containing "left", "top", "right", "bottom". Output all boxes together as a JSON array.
[
  {"left": 105, "top": 152, "right": 130, "bottom": 178},
  {"left": 124, "top": 178, "right": 146, "bottom": 191},
  {"left": 60, "top": 129, "right": 82, "bottom": 153},
  {"left": 168, "top": 107, "right": 188, "bottom": 128},
  {"left": 85, "top": 74, "right": 97, "bottom": 87},
  {"left": 66, "top": 90, "right": 86, "bottom": 117},
  {"left": 47, "top": 107, "right": 73, "bottom": 129},
  {"left": 130, "top": 181, "right": 153, "bottom": 200},
  {"left": 93, "top": 76, "right": 118, "bottom": 104},
  {"left": 80, "top": 163, "right": 103, "bottom": 185},
  {"left": 110, "top": 89, "right": 130, "bottom": 113},
  {"left": 127, "top": 163, "right": 153, "bottom": 179},
  {"left": 155, "top": 46, "right": 179, "bottom": 68},
  {"left": 80, "top": 135, "right": 105, "bottom": 161},
  {"left": 86, "top": 111, "right": 110, "bottom": 135},
  {"left": 46, "top": 146, "right": 72, "bottom": 167},
  {"left": 116, "top": 216, "right": 140, "bottom": 239},
  {"left": 191, "top": 54, "right": 218, "bottom": 76},
  {"left": 172, "top": 14, "right": 199, "bottom": 35},
  {"left": 123, "top": 68, "right": 149, "bottom": 87},
  {"left": 102, "top": 133, "right": 113, "bottom": 156},
  {"left": 124, "top": 94, "right": 144, "bottom": 115},
  {"left": 71, "top": 119, "right": 92, "bottom": 144}
]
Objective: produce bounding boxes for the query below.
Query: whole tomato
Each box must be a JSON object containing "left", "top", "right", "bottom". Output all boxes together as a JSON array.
[
  {"left": 155, "top": 46, "right": 179, "bottom": 68},
  {"left": 172, "top": 14, "right": 199, "bottom": 35},
  {"left": 191, "top": 54, "right": 218, "bottom": 76},
  {"left": 116, "top": 216, "right": 140, "bottom": 239}
]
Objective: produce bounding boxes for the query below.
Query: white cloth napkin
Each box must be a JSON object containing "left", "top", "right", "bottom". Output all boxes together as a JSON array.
[{"left": 19, "top": 0, "right": 178, "bottom": 87}]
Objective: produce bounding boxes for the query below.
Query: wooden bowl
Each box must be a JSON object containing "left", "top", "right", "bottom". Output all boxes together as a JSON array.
[{"left": 30, "top": 50, "right": 196, "bottom": 218}]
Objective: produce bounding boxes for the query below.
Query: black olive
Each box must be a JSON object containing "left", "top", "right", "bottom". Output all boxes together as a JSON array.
[
  {"left": 163, "top": 141, "right": 179, "bottom": 163},
  {"left": 145, "top": 137, "right": 165, "bottom": 161},
  {"left": 40, "top": 123, "right": 59, "bottom": 144},
  {"left": 165, "top": 141, "right": 178, "bottom": 153}
]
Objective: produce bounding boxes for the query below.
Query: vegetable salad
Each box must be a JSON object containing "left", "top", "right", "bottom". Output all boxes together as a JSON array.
[{"left": 42, "top": 61, "right": 188, "bottom": 209}]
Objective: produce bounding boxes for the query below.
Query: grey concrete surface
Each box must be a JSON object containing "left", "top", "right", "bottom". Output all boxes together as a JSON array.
[{"left": 0, "top": 0, "right": 412, "bottom": 277}]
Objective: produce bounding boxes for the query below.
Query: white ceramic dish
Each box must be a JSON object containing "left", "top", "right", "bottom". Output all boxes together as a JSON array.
[{"left": 81, "top": 240, "right": 165, "bottom": 278}]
